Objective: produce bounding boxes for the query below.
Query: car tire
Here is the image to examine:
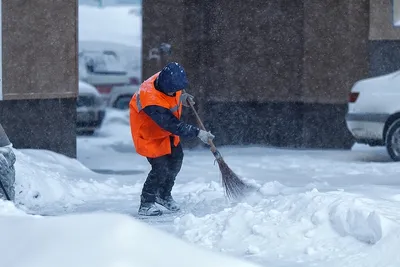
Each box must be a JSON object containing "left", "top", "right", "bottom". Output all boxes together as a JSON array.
[{"left": 385, "top": 118, "right": 400, "bottom": 161}]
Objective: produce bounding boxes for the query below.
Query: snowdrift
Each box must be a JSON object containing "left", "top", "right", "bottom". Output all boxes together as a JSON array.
[
  {"left": 0, "top": 201, "right": 260, "bottom": 267},
  {"left": 13, "top": 148, "right": 142, "bottom": 215},
  {"left": 174, "top": 185, "right": 400, "bottom": 266},
  {"left": 9, "top": 105, "right": 400, "bottom": 267},
  {"left": 3, "top": 147, "right": 259, "bottom": 267},
  {"left": 75, "top": 108, "right": 400, "bottom": 266}
]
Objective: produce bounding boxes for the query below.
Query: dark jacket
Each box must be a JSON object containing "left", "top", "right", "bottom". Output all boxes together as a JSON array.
[{"left": 142, "top": 78, "right": 200, "bottom": 138}]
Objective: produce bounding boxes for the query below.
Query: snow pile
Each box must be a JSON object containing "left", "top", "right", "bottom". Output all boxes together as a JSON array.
[
  {"left": 0, "top": 201, "right": 260, "bottom": 267},
  {"left": 328, "top": 197, "right": 392, "bottom": 244},
  {"left": 4, "top": 144, "right": 260, "bottom": 267},
  {"left": 73, "top": 107, "right": 400, "bottom": 266},
  {"left": 174, "top": 186, "right": 400, "bottom": 266},
  {"left": 13, "top": 148, "right": 142, "bottom": 215},
  {"left": 0, "top": 199, "right": 27, "bottom": 217}
]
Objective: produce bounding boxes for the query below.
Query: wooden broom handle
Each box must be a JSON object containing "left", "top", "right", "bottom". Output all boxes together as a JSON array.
[{"left": 183, "top": 91, "right": 218, "bottom": 153}]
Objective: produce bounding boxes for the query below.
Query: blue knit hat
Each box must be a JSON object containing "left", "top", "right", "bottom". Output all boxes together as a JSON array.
[{"left": 157, "top": 62, "right": 188, "bottom": 93}]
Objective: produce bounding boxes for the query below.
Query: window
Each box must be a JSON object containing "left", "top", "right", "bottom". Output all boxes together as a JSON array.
[{"left": 394, "top": 0, "right": 400, "bottom": 26}]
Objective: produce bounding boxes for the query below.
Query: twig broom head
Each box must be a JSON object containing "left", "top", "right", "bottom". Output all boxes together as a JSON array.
[
  {"left": 214, "top": 151, "right": 257, "bottom": 200},
  {"left": 184, "top": 97, "right": 257, "bottom": 200}
]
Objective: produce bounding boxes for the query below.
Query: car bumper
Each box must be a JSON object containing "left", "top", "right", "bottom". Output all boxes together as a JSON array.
[
  {"left": 345, "top": 113, "right": 388, "bottom": 142},
  {"left": 76, "top": 108, "right": 106, "bottom": 130}
]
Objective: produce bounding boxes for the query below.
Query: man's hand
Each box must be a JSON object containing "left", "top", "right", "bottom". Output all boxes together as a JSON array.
[
  {"left": 197, "top": 130, "right": 215, "bottom": 144},
  {"left": 181, "top": 92, "right": 195, "bottom": 107}
]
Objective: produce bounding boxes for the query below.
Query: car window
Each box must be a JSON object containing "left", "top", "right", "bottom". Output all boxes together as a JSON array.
[{"left": 79, "top": 51, "right": 125, "bottom": 74}]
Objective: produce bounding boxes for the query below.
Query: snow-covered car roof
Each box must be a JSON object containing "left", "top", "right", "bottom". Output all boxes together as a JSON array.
[{"left": 79, "top": 80, "right": 101, "bottom": 96}]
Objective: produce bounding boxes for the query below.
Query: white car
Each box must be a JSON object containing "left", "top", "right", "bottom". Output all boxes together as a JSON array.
[
  {"left": 77, "top": 81, "right": 106, "bottom": 135},
  {"left": 345, "top": 70, "right": 400, "bottom": 161},
  {"left": 78, "top": 49, "right": 138, "bottom": 109}
]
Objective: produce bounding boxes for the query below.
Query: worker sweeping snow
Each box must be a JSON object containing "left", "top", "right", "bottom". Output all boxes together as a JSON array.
[{"left": 129, "top": 62, "right": 215, "bottom": 216}]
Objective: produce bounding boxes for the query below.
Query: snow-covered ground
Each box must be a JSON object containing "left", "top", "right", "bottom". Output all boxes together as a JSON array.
[
  {"left": 0, "top": 203, "right": 258, "bottom": 267},
  {"left": 73, "top": 109, "right": 400, "bottom": 266},
  {"left": 1, "top": 108, "right": 261, "bottom": 267},
  {"left": 3, "top": 108, "right": 400, "bottom": 266}
]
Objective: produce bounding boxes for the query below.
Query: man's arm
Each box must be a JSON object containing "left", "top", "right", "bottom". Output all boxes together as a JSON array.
[{"left": 143, "top": 105, "right": 200, "bottom": 138}]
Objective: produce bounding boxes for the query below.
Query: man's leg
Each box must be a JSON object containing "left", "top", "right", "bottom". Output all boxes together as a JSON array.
[
  {"left": 139, "top": 155, "right": 169, "bottom": 216},
  {"left": 156, "top": 142, "right": 183, "bottom": 211},
  {"left": 164, "top": 142, "right": 184, "bottom": 197}
]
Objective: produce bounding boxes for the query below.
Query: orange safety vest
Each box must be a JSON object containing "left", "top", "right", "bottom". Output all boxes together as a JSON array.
[{"left": 129, "top": 72, "right": 183, "bottom": 158}]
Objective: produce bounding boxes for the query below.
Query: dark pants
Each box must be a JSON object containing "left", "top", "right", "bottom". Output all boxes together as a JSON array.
[{"left": 141, "top": 140, "right": 183, "bottom": 203}]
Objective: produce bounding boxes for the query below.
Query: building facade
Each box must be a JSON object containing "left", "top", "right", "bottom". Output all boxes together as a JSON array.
[
  {"left": 0, "top": 0, "right": 78, "bottom": 157},
  {"left": 142, "top": 0, "right": 400, "bottom": 149}
]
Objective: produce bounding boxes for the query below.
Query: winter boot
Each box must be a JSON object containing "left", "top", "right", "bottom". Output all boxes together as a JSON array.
[
  {"left": 155, "top": 195, "right": 180, "bottom": 212},
  {"left": 138, "top": 202, "right": 162, "bottom": 216}
]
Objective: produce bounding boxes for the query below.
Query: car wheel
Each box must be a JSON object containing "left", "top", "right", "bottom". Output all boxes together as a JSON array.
[{"left": 385, "top": 118, "right": 400, "bottom": 161}]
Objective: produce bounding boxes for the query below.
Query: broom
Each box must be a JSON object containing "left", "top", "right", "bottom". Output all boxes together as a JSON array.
[{"left": 185, "top": 96, "right": 257, "bottom": 200}]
